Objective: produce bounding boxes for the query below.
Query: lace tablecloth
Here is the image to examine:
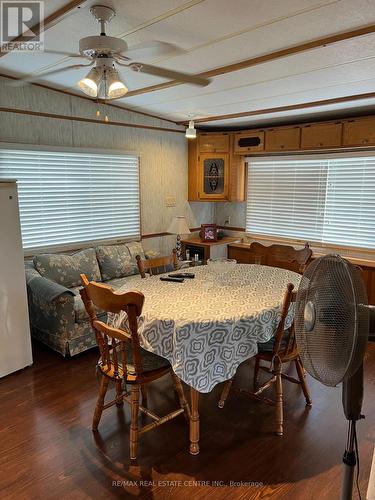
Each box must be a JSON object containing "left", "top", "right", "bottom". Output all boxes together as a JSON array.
[{"left": 109, "top": 264, "right": 301, "bottom": 393}]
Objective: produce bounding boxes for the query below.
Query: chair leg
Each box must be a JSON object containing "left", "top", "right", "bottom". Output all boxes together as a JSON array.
[
  {"left": 274, "top": 356, "right": 284, "bottom": 437},
  {"left": 92, "top": 376, "right": 110, "bottom": 431},
  {"left": 115, "top": 379, "right": 124, "bottom": 407},
  {"left": 218, "top": 378, "right": 233, "bottom": 408},
  {"left": 295, "top": 357, "right": 312, "bottom": 406},
  {"left": 141, "top": 385, "right": 148, "bottom": 407},
  {"left": 130, "top": 385, "right": 140, "bottom": 461},
  {"left": 253, "top": 356, "right": 261, "bottom": 390},
  {"left": 171, "top": 372, "right": 191, "bottom": 421}
]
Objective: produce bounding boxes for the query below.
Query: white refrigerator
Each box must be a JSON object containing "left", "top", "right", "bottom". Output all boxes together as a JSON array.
[{"left": 0, "top": 180, "right": 33, "bottom": 377}]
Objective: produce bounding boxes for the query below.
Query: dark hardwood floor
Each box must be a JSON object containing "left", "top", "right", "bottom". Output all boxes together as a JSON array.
[{"left": 0, "top": 341, "right": 374, "bottom": 500}]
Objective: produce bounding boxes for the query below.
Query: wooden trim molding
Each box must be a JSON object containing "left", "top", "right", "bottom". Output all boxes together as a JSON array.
[
  {"left": 218, "top": 225, "right": 246, "bottom": 232},
  {"left": 141, "top": 232, "right": 170, "bottom": 239},
  {"left": 141, "top": 228, "right": 200, "bottom": 239},
  {"left": 0, "top": 73, "right": 179, "bottom": 125},
  {"left": 0, "top": 107, "right": 185, "bottom": 134},
  {"left": 179, "top": 92, "right": 375, "bottom": 125},
  {"left": 125, "top": 23, "right": 375, "bottom": 98},
  {"left": 0, "top": 0, "right": 86, "bottom": 57}
]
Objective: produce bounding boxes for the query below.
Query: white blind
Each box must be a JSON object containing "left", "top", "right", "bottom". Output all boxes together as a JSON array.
[
  {"left": 0, "top": 148, "right": 140, "bottom": 251},
  {"left": 246, "top": 154, "right": 375, "bottom": 249}
]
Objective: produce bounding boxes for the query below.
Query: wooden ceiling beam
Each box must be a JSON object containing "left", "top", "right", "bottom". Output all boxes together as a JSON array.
[
  {"left": 177, "top": 92, "right": 375, "bottom": 125},
  {"left": 0, "top": 106, "right": 185, "bottom": 134},
  {"left": 0, "top": 0, "right": 86, "bottom": 57},
  {"left": 0, "top": 72, "right": 180, "bottom": 125},
  {"left": 125, "top": 23, "right": 375, "bottom": 98}
]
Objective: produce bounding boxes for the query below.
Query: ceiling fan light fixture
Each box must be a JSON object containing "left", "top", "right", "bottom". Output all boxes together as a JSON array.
[
  {"left": 95, "top": 67, "right": 128, "bottom": 99},
  {"left": 185, "top": 119, "right": 196, "bottom": 139},
  {"left": 107, "top": 69, "right": 128, "bottom": 98},
  {"left": 78, "top": 67, "right": 101, "bottom": 97}
]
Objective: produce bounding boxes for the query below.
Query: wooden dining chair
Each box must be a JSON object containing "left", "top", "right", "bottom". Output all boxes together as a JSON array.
[
  {"left": 136, "top": 248, "right": 178, "bottom": 278},
  {"left": 79, "top": 274, "right": 190, "bottom": 460},
  {"left": 249, "top": 242, "right": 312, "bottom": 274},
  {"left": 218, "top": 282, "right": 311, "bottom": 437}
]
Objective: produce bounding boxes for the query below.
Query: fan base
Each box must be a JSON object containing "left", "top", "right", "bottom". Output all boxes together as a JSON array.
[
  {"left": 79, "top": 36, "right": 127, "bottom": 57},
  {"left": 90, "top": 5, "right": 115, "bottom": 24}
]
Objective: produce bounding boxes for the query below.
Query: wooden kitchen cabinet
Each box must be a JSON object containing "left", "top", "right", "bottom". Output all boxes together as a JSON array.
[
  {"left": 343, "top": 117, "right": 375, "bottom": 147},
  {"left": 265, "top": 126, "right": 301, "bottom": 151},
  {"left": 198, "top": 133, "right": 230, "bottom": 152},
  {"left": 188, "top": 136, "right": 245, "bottom": 202},
  {"left": 234, "top": 130, "right": 265, "bottom": 154},
  {"left": 198, "top": 153, "right": 229, "bottom": 200},
  {"left": 301, "top": 122, "right": 342, "bottom": 149}
]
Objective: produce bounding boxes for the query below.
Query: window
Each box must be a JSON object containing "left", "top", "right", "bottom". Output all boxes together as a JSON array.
[
  {"left": 246, "top": 154, "right": 375, "bottom": 249},
  {"left": 0, "top": 146, "right": 140, "bottom": 252}
]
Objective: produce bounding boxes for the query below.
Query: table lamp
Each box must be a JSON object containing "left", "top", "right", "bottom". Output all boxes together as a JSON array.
[{"left": 167, "top": 216, "right": 191, "bottom": 260}]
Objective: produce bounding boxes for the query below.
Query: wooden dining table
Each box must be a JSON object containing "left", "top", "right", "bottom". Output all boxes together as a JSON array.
[{"left": 109, "top": 263, "right": 301, "bottom": 455}]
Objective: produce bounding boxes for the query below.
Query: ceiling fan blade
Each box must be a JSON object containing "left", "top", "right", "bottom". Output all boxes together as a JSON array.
[
  {"left": 124, "top": 41, "right": 185, "bottom": 60},
  {"left": 10, "top": 63, "right": 94, "bottom": 86},
  {"left": 129, "top": 63, "right": 210, "bottom": 86},
  {"left": 42, "top": 49, "right": 88, "bottom": 58}
]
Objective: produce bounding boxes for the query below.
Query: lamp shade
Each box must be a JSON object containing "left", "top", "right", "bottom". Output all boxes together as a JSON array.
[
  {"left": 78, "top": 67, "right": 101, "bottom": 97},
  {"left": 167, "top": 216, "right": 190, "bottom": 235},
  {"left": 107, "top": 68, "right": 128, "bottom": 98}
]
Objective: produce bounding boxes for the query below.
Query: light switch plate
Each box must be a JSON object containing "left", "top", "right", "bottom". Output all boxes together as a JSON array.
[{"left": 166, "top": 196, "right": 176, "bottom": 207}]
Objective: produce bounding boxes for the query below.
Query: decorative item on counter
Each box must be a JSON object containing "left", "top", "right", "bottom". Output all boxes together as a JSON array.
[
  {"left": 167, "top": 216, "right": 191, "bottom": 260},
  {"left": 200, "top": 224, "right": 217, "bottom": 242},
  {"left": 217, "top": 229, "right": 225, "bottom": 240}
]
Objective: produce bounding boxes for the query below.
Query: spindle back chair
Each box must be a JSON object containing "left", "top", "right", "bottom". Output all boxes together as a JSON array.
[
  {"left": 218, "top": 282, "right": 311, "bottom": 437},
  {"left": 136, "top": 249, "right": 178, "bottom": 278},
  {"left": 80, "top": 274, "right": 190, "bottom": 460},
  {"left": 249, "top": 242, "right": 312, "bottom": 274}
]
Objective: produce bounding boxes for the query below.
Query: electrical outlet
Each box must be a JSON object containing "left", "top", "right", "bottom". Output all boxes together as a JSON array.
[
  {"left": 166, "top": 196, "right": 176, "bottom": 207},
  {"left": 224, "top": 216, "right": 231, "bottom": 225}
]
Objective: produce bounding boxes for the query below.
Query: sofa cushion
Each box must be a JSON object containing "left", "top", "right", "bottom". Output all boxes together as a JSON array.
[
  {"left": 106, "top": 274, "right": 141, "bottom": 290},
  {"left": 70, "top": 287, "right": 107, "bottom": 324},
  {"left": 33, "top": 248, "right": 101, "bottom": 288},
  {"left": 126, "top": 241, "right": 145, "bottom": 262},
  {"left": 95, "top": 244, "right": 137, "bottom": 281}
]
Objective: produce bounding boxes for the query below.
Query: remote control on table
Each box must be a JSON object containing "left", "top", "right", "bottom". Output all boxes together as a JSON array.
[
  {"left": 160, "top": 277, "right": 185, "bottom": 283},
  {"left": 168, "top": 273, "right": 195, "bottom": 279}
]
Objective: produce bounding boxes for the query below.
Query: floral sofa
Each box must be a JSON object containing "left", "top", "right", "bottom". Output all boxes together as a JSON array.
[{"left": 25, "top": 241, "right": 148, "bottom": 357}]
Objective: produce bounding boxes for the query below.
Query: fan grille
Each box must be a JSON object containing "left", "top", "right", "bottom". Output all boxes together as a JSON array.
[{"left": 295, "top": 255, "right": 368, "bottom": 387}]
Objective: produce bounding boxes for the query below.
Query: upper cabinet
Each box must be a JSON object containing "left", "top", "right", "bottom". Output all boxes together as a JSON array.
[
  {"left": 188, "top": 114, "right": 375, "bottom": 202},
  {"left": 234, "top": 130, "right": 265, "bottom": 154},
  {"left": 199, "top": 153, "right": 229, "bottom": 201},
  {"left": 198, "top": 133, "right": 230, "bottom": 152},
  {"left": 265, "top": 126, "right": 301, "bottom": 151},
  {"left": 188, "top": 133, "right": 245, "bottom": 202},
  {"left": 301, "top": 122, "right": 342, "bottom": 149},
  {"left": 343, "top": 117, "right": 375, "bottom": 147}
]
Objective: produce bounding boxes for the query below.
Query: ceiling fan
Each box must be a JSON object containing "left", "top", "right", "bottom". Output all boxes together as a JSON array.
[{"left": 14, "top": 5, "right": 210, "bottom": 99}]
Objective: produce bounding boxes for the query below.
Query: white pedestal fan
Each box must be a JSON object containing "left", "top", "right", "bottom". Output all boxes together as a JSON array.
[{"left": 294, "top": 254, "right": 375, "bottom": 500}]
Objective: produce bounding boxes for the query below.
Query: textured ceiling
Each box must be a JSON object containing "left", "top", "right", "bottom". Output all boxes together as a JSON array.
[{"left": 1, "top": 0, "right": 375, "bottom": 128}]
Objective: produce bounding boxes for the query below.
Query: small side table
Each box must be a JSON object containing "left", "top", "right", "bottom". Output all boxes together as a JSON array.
[{"left": 181, "top": 236, "right": 241, "bottom": 261}]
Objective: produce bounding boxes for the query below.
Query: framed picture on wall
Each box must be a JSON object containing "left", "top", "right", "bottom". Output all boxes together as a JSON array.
[{"left": 200, "top": 224, "right": 218, "bottom": 242}]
